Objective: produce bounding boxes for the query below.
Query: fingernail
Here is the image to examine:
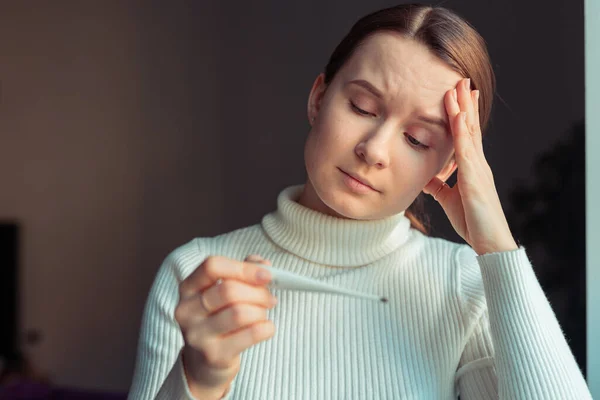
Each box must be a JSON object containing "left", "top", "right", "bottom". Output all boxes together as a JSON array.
[
  {"left": 452, "top": 88, "right": 457, "bottom": 101},
  {"left": 257, "top": 269, "right": 271, "bottom": 281},
  {"left": 465, "top": 78, "right": 470, "bottom": 89},
  {"left": 475, "top": 90, "right": 480, "bottom": 101},
  {"left": 270, "top": 296, "right": 278, "bottom": 306},
  {"left": 461, "top": 112, "right": 467, "bottom": 122}
]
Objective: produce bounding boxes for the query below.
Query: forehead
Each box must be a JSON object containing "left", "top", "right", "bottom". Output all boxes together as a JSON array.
[{"left": 338, "top": 32, "right": 462, "bottom": 100}]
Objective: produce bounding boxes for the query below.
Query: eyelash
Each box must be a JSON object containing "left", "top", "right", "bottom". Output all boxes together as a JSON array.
[{"left": 349, "top": 101, "right": 430, "bottom": 151}]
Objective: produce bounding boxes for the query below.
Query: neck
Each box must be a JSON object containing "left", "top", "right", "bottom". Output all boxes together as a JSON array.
[{"left": 261, "top": 184, "right": 413, "bottom": 267}]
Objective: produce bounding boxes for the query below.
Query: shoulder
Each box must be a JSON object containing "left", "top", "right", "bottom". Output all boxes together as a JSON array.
[
  {"left": 408, "top": 231, "right": 485, "bottom": 318},
  {"left": 406, "top": 229, "right": 471, "bottom": 266},
  {"left": 409, "top": 229, "right": 479, "bottom": 271},
  {"left": 160, "top": 223, "right": 268, "bottom": 283},
  {"left": 449, "top": 240, "right": 487, "bottom": 322}
]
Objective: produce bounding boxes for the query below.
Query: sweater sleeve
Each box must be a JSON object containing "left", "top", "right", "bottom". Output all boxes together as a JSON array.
[
  {"left": 454, "top": 309, "right": 498, "bottom": 398},
  {"left": 127, "top": 241, "right": 237, "bottom": 400},
  {"left": 454, "top": 245, "right": 592, "bottom": 399},
  {"left": 126, "top": 245, "right": 194, "bottom": 400}
]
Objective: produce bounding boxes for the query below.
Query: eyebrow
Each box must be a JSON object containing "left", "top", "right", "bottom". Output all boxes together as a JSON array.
[
  {"left": 347, "top": 78, "right": 449, "bottom": 133},
  {"left": 348, "top": 79, "right": 384, "bottom": 98},
  {"left": 417, "top": 115, "right": 449, "bottom": 133}
]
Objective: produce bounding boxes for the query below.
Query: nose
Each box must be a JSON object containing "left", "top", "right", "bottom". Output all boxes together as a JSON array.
[{"left": 355, "top": 126, "right": 394, "bottom": 168}]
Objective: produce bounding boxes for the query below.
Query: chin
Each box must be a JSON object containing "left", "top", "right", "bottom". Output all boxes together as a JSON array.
[{"left": 316, "top": 184, "right": 376, "bottom": 220}]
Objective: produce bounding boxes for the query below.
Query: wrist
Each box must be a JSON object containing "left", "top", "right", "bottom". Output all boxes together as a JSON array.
[
  {"left": 188, "top": 380, "right": 230, "bottom": 400},
  {"left": 181, "top": 352, "right": 231, "bottom": 400}
]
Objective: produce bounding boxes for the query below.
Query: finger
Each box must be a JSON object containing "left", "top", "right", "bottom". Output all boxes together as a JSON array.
[
  {"left": 472, "top": 89, "right": 480, "bottom": 117},
  {"left": 458, "top": 80, "right": 485, "bottom": 157},
  {"left": 201, "top": 279, "right": 277, "bottom": 314},
  {"left": 423, "top": 176, "right": 454, "bottom": 204},
  {"left": 202, "top": 303, "right": 270, "bottom": 337},
  {"left": 181, "top": 304, "right": 274, "bottom": 369},
  {"left": 451, "top": 111, "right": 478, "bottom": 163},
  {"left": 175, "top": 291, "right": 211, "bottom": 326},
  {"left": 471, "top": 90, "right": 484, "bottom": 152},
  {"left": 444, "top": 87, "right": 461, "bottom": 119},
  {"left": 176, "top": 280, "right": 276, "bottom": 337},
  {"left": 444, "top": 86, "right": 465, "bottom": 154},
  {"left": 456, "top": 78, "right": 476, "bottom": 129},
  {"left": 216, "top": 320, "right": 276, "bottom": 361},
  {"left": 180, "top": 256, "right": 273, "bottom": 299}
]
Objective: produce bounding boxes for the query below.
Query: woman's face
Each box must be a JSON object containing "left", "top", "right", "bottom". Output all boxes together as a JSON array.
[{"left": 298, "top": 32, "right": 463, "bottom": 220}]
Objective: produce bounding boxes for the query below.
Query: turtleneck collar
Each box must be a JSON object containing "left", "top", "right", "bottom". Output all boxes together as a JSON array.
[{"left": 261, "top": 184, "right": 412, "bottom": 267}]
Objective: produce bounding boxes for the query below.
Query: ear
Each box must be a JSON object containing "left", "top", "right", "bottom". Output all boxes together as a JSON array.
[{"left": 307, "top": 73, "right": 327, "bottom": 127}]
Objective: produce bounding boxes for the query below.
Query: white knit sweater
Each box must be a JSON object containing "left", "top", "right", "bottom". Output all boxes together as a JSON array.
[{"left": 127, "top": 184, "right": 591, "bottom": 399}]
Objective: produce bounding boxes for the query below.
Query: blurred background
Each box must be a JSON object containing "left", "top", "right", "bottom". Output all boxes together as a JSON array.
[{"left": 0, "top": 0, "right": 587, "bottom": 397}]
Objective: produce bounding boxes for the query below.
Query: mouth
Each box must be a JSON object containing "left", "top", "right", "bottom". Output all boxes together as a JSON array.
[{"left": 339, "top": 168, "right": 379, "bottom": 193}]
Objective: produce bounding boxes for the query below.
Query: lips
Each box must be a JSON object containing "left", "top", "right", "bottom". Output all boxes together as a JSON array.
[{"left": 340, "top": 168, "right": 378, "bottom": 192}]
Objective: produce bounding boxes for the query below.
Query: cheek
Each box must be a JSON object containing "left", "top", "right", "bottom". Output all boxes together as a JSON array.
[
  {"left": 390, "top": 153, "right": 441, "bottom": 188},
  {"left": 303, "top": 130, "right": 320, "bottom": 172},
  {"left": 308, "top": 114, "right": 351, "bottom": 158},
  {"left": 304, "top": 126, "right": 336, "bottom": 176},
  {"left": 391, "top": 162, "right": 422, "bottom": 183}
]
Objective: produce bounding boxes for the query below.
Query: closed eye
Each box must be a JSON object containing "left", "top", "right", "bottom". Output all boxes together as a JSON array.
[
  {"left": 349, "top": 100, "right": 429, "bottom": 151},
  {"left": 404, "top": 133, "right": 429, "bottom": 150},
  {"left": 349, "top": 101, "right": 375, "bottom": 117}
]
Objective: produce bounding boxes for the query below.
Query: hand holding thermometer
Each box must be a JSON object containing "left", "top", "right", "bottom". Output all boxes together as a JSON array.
[{"left": 258, "top": 264, "right": 388, "bottom": 303}]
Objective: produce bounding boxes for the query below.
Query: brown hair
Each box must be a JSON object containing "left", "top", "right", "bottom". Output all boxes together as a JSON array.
[{"left": 322, "top": 3, "right": 496, "bottom": 235}]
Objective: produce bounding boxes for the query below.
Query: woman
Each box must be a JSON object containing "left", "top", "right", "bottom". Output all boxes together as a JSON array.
[{"left": 128, "top": 4, "right": 592, "bottom": 399}]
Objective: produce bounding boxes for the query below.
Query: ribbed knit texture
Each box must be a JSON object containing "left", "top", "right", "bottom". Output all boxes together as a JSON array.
[{"left": 127, "top": 184, "right": 591, "bottom": 399}]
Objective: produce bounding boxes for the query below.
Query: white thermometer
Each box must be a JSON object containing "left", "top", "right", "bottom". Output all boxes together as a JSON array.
[{"left": 260, "top": 265, "right": 388, "bottom": 303}]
